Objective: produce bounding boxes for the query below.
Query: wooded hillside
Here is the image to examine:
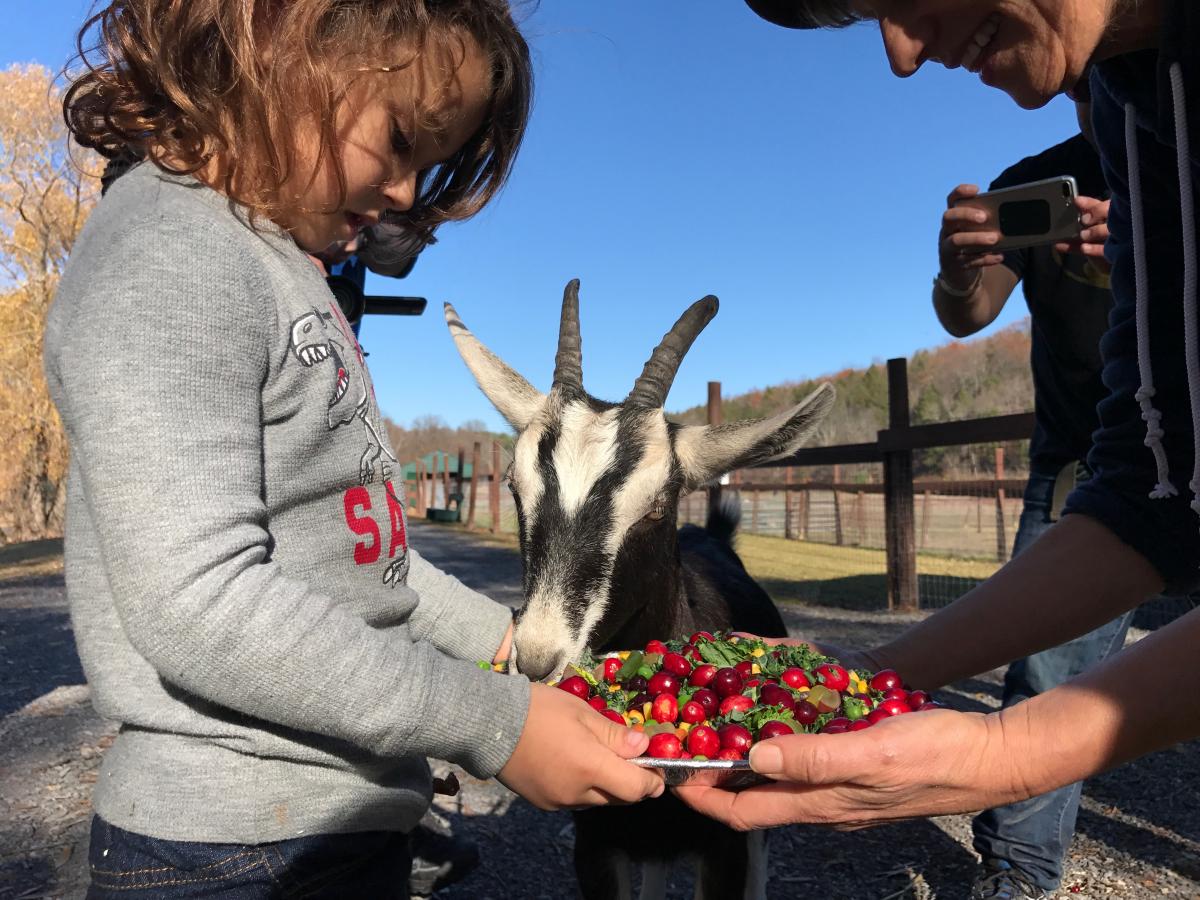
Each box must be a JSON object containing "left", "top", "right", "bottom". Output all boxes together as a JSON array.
[{"left": 671, "top": 320, "right": 1034, "bottom": 479}]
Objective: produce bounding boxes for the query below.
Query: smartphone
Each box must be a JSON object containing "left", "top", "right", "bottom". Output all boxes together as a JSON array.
[{"left": 954, "top": 175, "right": 1081, "bottom": 252}]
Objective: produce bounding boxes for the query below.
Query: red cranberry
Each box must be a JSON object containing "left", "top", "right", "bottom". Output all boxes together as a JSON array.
[
  {"left": 794, "top": 700, "right": 819, "bottom": 725},
  {"left": 712, "top": 667, "right": 744, "bottom": 698},
  {"left": 869, "top": 669, "right": 904, "bottom": 692},
  {"left": 821, "top": 717, "right": 851, "bottom": 734},
  {"left": 815, "top": 663, "right": 850, "bottom": 691},
  {"left": 686, "top": 725, "right": 721, "bottom": 758},
  {"left": 882, "top": 688, "right": 909, "bottom": 703},
  {"left": 866, "top": 708, "right": 890, "bottom": 725},
  {"left": 759, "top": 684, "right": 797, "bottom": 711},
  {"left": 781, "top": 668, "right": 811, "bottom": 690},
  {"left": 629, "top": 692, "right": 652, "bottom": 709},
  {"left": 758, "top": 720, "right": 796, "bottom": 741},
  {"left": 718, "top": 723, "right": 752, "bottom": 752},
  {"left": 683, "top": 643, "right": 703, "bottom": 662},
  {"left": 690, "top": 631, "right": 715, "bottom": 643},
  {"left": 644, "top": 639, "right": 670, "bottom": 655},
  {"left": 719, "top": 694, "right": 754, "bottom": 717},
  {"left": 623, "top": 675, "right": 648, "bottom": 694},
  {"left": 848, "top": 719, "right": 872, "bottom": 731},
  {"left": 691, "top": 688, "right": 719, "bottom": 717},
  {"left": 734, "top": 660, "right": 754, "bottom": 679},
  {"left": 587, "top": 696, "right": 607, "bottom": 711},
  {"left": 876, "top": 698, "right": 912, "bottom": 717},
  {"left": 602, "top": 657, "right": 622, "bottom": 682},
  {"left": 647, "top": 671, "right": 681, "bottom": 697},
  {"left": 907, "top": 690, "right": 932, "bottom": 710},
  {"left": 558, "top": 676, "right": 590, "bottom": 700},
  {"left": 716, "top": 747, "right": 745, "bottom": 761},
  {"left": 661, "top": 652, "right": 692, "bottom": 677},
  {"left": 688, "top": 664, "right": 718, "bottom": 688},
  {"left": 647, "top": 733, "right": 683, "bottom": 759},
  {"left": 600, "top": 709, "right": 625, "bottom": 725},
  {"left": 916, "top": 701, "right": 945, "bottom": 711},
  {"left": 680, "top": 699, "right": 707, "bottom": 724},
  {"left": 651, "top": 693, "right": 679, "bottom": 724}
]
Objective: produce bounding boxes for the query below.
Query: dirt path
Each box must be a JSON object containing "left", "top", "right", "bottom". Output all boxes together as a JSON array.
[{"left": 2, "top": 525, "right": 1198, "bottom": 899}]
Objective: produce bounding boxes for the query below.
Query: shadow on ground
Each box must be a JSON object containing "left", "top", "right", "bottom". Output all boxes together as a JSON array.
[
  {"left": 432, "top": 793, "right": 980, "bottom": 900},
  {"left": 757, "top": 574, "right": 989, "bottom": 612}
]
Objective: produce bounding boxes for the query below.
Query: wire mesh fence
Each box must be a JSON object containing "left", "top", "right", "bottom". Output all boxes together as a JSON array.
[{"left": 402, "top": 432, "right": 1197, "bottom": 629}]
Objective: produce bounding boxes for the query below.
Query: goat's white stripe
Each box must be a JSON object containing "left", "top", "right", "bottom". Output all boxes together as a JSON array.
[
  {"left": 605, "top": 414, "right": 672, "bottom": 556},
  {"left": 552, "top": 404, "right": 620, "bottom": 516},
  {"left": 513, "top": 420, "right": 546, "bottom": 512}
]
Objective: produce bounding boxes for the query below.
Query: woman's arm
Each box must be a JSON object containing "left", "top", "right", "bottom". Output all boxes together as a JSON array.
[
  {"left": 873, "top": 514, "right": 1161, "bottom": 690},
  {"left": 676, "top": 602, "right": 1200, "bottom": 831}
]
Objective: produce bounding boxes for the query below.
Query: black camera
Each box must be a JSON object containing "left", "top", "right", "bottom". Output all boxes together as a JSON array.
[{"left": 325, "top": 275, "right": 427, "bottom": 327}]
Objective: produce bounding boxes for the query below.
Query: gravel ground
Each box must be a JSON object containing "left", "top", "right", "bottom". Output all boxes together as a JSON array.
[{"left": 1, "top": 523, "right": 1198, "bottom": 899}]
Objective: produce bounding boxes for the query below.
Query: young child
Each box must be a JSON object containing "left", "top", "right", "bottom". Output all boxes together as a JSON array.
[{"left": 47, "top": 2, "right": 662, "bottom": 895}]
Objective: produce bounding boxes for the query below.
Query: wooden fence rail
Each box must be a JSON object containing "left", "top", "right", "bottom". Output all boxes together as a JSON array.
[{"left": 742, "top": 356, "right": 1034, "bottom": 611}]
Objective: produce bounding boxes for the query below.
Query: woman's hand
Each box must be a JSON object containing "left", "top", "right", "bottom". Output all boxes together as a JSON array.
[
  {"left": 498, "top": 683, "right": 665, "bottom": 810},
  {"left": 939, "top": 184, "right": 1006, "bottom": 285},
  {"left": 1055, "top": 196, "right": 1111, "bottom": 272},
  {"left": 675, "top": 709, "right": 1020, "bottom": 831}
]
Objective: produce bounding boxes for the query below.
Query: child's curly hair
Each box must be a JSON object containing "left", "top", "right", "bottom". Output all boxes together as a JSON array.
[{"left": 64, "top": 0, "right": 532, "bottom": 233}]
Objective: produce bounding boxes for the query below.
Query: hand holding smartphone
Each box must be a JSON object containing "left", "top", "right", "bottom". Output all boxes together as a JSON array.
[{"left": 953, "top": 176, "right": 1082, "bottom": 253}]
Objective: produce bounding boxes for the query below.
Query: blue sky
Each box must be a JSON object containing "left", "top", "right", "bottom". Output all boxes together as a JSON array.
[{"left": 7, "top": 1, "right": 1076, "bottom": 433}]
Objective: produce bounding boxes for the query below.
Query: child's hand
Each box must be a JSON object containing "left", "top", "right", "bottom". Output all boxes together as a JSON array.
[{"left": 499, "top": 683, "right": 665, "bottom": 810}]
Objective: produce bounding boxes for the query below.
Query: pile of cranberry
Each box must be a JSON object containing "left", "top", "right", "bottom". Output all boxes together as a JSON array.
[{"left": 553, "top": 632, "right": 941, "bottom": 761}]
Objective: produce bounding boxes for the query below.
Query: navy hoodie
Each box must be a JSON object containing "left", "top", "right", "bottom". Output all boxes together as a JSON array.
[{"left": 1064, "top": 0, "right": 1200, "bottom": 589}]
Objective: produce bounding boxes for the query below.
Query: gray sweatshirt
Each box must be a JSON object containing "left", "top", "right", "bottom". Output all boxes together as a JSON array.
[{"left": 42, "top": 163, "right": 530, "bottom": 843}]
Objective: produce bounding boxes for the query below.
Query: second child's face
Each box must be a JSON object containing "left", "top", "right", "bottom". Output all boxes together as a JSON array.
[{"left": 282, "top": 34, "right": 492, "bottom": 253}]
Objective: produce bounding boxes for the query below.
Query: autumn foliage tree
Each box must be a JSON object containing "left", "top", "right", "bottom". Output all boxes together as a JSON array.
[{"left": 0, "top": 64, "right": 100, "bottom": 541}]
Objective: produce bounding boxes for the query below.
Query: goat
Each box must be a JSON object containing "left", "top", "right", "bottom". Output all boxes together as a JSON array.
[{"left": 445, "top": 280, "right": 833, "bottom": 900}]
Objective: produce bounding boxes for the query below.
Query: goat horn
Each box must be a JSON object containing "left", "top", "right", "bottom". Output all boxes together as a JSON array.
[
  {"left": 552, "top": 279, "right": 584, "bottom": 396},
  {"left": 626, "top": 295, "right": 719, "bottom": 408}
]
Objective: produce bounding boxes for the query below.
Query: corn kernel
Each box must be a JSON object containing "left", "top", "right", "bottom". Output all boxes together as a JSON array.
[
  {"left": 626, "top": 710, "right": 644, "bottom": 725},
  {"left": 607, "top": 684, "right": 620, "bottom": 693},
  {"left": 618, "top": 651, "right": 631, "bottom": 660},
  {"left": 751, "top": 664, "right": 761, "bottom": 675},
  {"left": 752, "top": 647, "right": 765, "bottom": 658}
]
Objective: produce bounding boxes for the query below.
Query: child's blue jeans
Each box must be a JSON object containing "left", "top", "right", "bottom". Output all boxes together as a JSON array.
[{"left": 86, "top": 815, "right": 412, "bottom": 899}]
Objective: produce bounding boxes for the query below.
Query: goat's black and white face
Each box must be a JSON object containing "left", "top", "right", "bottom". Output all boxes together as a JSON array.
[{"left": 445, "top": 281, "right": 833, "bottom": 680}]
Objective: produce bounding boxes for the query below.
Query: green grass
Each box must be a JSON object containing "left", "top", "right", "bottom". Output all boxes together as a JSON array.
[{"left": 735, "top": 533, "right": 1000, "bottom": 611}]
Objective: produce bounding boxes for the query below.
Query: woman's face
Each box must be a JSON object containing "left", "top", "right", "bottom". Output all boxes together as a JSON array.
[{"left": 856, "top": 0, "right": 1111, "bottom": 108}]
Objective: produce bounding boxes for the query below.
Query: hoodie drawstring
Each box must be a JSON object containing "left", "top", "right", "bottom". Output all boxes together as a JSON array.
[
  {"left": 1127, "top": 99, "right": 1179, "bottom": 499},
  {"left": 1168, "top": 64, "right": 1200, "bottom": 518}
]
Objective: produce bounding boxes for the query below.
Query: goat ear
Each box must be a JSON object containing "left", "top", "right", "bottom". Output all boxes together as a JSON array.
[
  {"left": 674, "top": 383, "right": 835, "bottom": 491},
  {"left": 444, "top": 303, "right": 545, "bottom": 431}
]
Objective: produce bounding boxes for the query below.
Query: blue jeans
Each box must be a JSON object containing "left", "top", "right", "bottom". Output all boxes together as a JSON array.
[
  {"left": 971, "top": 464, "right": 1133, "bottom": 891},
  {"left": 87, "top": 816, "right": 412, "bottom": 899}
]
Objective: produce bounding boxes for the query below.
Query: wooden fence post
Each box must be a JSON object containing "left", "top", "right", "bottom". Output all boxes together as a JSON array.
[
  {"left": 884, "top": 358, "right": 919, "bottom": 611},
  {"left": 707, "top": 382, "right": 723, "bottom": 520},
  {"left": 855, "top": 490, "right": 866, "bottom": 546},
  {"left": 467, "top": 441, "right": 481, "bottom": 529},
  {"left": 440, "top": 452, "right": 450, "bottom": 509},
  {"left": 456, "top": 445, "right": 466, "bottom": 496},
  {"left": 751, "top": 488, "right": 760, "bottom": 534},
  {"left": 490, "top": 441, "right": 501, "bottom": 534},
  {"left": 416, "top": 459, "right": 426, "bottom": 515},
  {"left": 800, "top": 485, "right": 810, "bottom": 541},
  {"left": 784, "top": 467, "right": 795, "bottom": 540},
  {"left": 995, "top": 447, "right": 1008, "bottom": 562},
  {"left": 832, "top": 464, "right": 844, "bottom": 546}
]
